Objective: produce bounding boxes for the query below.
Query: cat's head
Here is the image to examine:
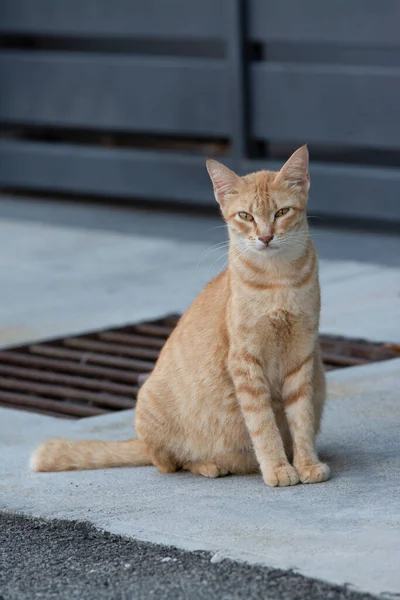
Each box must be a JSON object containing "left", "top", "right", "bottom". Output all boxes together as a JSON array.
[{"left": 206, "top": 146, "right": 310, "bottom": 258}]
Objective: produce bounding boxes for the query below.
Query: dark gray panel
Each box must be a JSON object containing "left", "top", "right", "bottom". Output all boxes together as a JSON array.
[
  {"left": 249, "top": 0, "right": 400, "bottom": 46},
  {"left": 0, "top": 140, "right": 218, "bottom": 204},
  {"left": 1, "top": 140, "right": 399, "bottom": 222},
  {"left": 0, "top": 52, "right": 229, "bottom": 136},
  {"left": 251, "top": 62, "right": 400, "bottom": 149},
  {"left": 243, "top": 160, "right": 400, "bottom": 222},
  {"left": 0, "top": 0, "right": 228, "bottom": 39},
  {"left": 265, "top": 43, "right": 400, "bottom": 68}
]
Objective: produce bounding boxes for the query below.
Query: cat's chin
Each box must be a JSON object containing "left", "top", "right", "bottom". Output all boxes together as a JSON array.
[{"left": 252, "top": 244, "right": 301, "bottom": 262}]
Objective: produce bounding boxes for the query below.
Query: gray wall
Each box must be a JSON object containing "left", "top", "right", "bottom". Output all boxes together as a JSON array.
[{"left": 1, "top": 0, "right": 400, "bottom": 223}]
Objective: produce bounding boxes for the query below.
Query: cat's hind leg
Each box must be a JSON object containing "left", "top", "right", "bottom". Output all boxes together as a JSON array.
[
  {"left": 148, "top": 447, "right": 178, "bottom": 474},
  {"left": 135, "top": 386, "right": 179, "bottom": 475}
]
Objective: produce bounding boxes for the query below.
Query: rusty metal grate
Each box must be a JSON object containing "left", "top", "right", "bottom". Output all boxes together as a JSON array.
[{"left": 0, "top": 314, "right": 399, "bottom": 419}]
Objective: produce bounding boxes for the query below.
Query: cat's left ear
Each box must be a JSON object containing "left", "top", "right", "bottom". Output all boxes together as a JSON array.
[
  {"left": 275, "top": 145, "right": 310, "bottom": 194},
  {"left": 206, "top": 159, "right": 241, "bottom": 205}
]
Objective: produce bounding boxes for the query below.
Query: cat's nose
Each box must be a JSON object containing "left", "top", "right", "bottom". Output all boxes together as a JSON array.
[{"left": 258, "top": 235, "right": 274, "bottom": 245}]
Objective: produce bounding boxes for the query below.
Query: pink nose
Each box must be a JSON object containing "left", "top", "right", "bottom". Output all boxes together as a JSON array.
[{"left": 258, "top": 235, "right": 274, "bottom": 245}]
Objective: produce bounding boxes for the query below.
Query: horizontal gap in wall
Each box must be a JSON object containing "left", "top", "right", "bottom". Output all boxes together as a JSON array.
[
  {"left": 0, "top": 126, "right": 230, "bottom": 156},
  {"left": 260, "top": 141, "right": 400, "bottom": 169},
  {"left": 253, "top": 42, "right": 400, "bottom": 67},
  {"left": 6, "top": 129, "right": 400, "bottom": 169},
  {"left": 3, "top": 37, "right": 399, "bottom": 65},
  {"left": 0, "top": 35, "right": 225, "bottom": 58},
  {"left": 307, "top": 214, "right": 400, "bottom": 235},
  {"left": 0, "top": 188, "right": 221, "bottom": 218},
  {"left": 2, "top": 189, "right": 399, "bottom": 235}
]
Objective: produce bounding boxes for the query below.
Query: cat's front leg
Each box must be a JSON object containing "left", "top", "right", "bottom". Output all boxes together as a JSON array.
[
  {"left": 282, "top": 355, "right": 330, "bottom": 484},
  {"left": 229, "top": 350, "right": 299, "bottom": 487}
]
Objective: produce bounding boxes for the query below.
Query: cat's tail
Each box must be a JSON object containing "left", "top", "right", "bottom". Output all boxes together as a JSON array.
[{"left": 30, "top": 437, "right": 153, "bottom": 472}]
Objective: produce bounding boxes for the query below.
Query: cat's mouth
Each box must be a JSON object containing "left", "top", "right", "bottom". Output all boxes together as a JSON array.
[{"left": 256, "top": 243, "right": 279, "bottom": 252}]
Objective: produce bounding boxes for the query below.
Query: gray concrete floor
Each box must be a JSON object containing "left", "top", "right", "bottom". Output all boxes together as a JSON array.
[{"left": 1, "top": 359, "right": 399, "bottom": 598}]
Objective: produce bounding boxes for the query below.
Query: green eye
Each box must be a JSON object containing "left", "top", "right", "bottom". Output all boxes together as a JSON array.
[
  {"left": 238, "top": 212, "right": 254, "bottom": 221},
  {"left": 275, "top": 207, "right": 290, "bottom": 218}
]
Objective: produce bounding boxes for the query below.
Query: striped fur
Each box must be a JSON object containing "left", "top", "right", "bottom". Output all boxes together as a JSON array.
[{"left": 31, "top": 146, "right": 329, "bottom": 487}]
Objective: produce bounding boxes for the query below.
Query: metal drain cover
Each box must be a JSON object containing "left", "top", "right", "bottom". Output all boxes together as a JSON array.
[{"left": 0, "top": 315, "right": 399, "bottom": 419}]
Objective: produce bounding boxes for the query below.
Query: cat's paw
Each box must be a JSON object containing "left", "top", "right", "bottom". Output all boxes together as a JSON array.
[
  {"left": 202, "top": 464, "right": 230, "bottom": 478},
  {"left": 296, "top": 462, "right": 330, "bottom": 484},
  {"left": 263, "top": 464, "right": 300, "bottom": 487},
  {"left": 184, "top": 462, "right": 229, "bottom": 478}
]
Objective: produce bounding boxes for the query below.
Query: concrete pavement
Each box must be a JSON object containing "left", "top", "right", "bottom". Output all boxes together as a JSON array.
[
  {"left": 1, "top": 359, "right": 399, "bottom": 598},
  {"left": 0, "top": 201, "right": 399, "bottom": 348}
]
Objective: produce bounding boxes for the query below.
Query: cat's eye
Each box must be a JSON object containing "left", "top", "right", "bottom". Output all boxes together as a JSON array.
[
  {"left": 238, "top": 212, "right": 254, "bottom": 221},
  {"left": 275, "top": 207, "right": 290, "bottom": 219}
]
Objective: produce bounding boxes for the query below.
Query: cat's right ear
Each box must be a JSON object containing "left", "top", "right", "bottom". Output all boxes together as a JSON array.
[{"left": 206, "top": 159, "right": 240, "bottom": 205}]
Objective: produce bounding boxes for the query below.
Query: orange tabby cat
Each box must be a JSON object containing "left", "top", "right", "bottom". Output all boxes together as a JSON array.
[{"left": 31, "top": 145, "right": 330, "bottom": 487}]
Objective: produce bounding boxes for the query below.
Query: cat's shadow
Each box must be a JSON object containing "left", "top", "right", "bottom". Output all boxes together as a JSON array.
[{"left": 317, "top": 442, "right": 389, "bottom": 479}]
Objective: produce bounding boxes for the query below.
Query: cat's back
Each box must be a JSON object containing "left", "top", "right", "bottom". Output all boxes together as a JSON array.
[{"left": 142, "top": 268, "right": 231, "bottom": 386}]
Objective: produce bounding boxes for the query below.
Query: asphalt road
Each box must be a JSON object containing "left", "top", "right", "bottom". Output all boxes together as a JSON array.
[{"left": 0, "top": 512, "right": 379, "bottom": 600}]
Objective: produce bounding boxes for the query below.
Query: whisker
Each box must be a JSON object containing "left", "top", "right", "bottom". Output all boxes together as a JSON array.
[
  {"left": 234, "top": 245, "right": 253, "bottom": 264},
  {"left": 207, "top": 251, "right": 230, "bottom": 276},
  {"left": 308, "top": 233, "right": 336, "bottom": 237},
  {"left": 205, "top": 224, "right": 227, "bottom": 232},
  {"left": 197, "top": 241, "right": 230, "bottom": 265},
  {"left": 215, "top": 259, "right": 229, "bottom": 278}
]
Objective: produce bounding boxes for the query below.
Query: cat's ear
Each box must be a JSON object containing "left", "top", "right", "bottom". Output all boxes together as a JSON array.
[
  {"left": 276, "top": 145, "right": 310, "bottom": 193},
  {"left": 206, "top": 159, "right": 241, "bottom": 205}
]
